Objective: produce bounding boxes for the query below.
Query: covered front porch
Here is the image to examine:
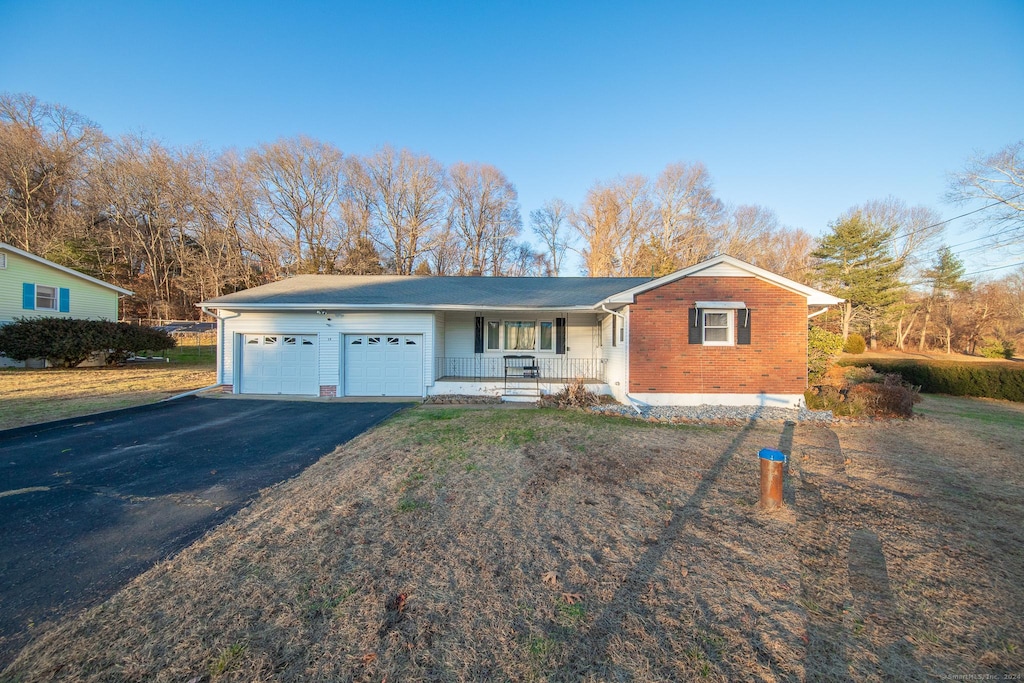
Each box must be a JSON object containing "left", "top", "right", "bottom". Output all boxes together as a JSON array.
[
  {"left": 431, "top": 356, "right": 611, "bottom": 402},
  {"left": 433, "top": 356, "right": 607, "bottom": 382},
  {"left": 432, "top": 310, "right": 623, "bottom": 402}
]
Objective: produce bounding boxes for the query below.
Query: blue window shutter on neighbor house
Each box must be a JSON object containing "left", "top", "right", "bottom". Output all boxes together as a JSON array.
[
  {"left": 59, "top": 287, "right": 70, "bottom": 312},
  {"left": 22, "top": 283, "right": 35, "bottom": 310}
]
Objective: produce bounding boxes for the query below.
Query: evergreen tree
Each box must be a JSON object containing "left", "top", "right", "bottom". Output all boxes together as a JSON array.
[
  {"left": 812, "top": 213, "right": 904, "bottom": 340},
  {"left": 918, "top": 246, "right": 970, "bottom": 353},
  {"left": 339, "top": 236, "right": 385, "bottom": 275}
]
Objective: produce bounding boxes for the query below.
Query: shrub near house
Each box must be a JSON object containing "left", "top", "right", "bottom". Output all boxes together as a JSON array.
[
  {"left": 0, "top": 318, "right": 175, "bottom": 368},
  {"left": 840, "top": 358, "right": 1024, "bottom": 402}
]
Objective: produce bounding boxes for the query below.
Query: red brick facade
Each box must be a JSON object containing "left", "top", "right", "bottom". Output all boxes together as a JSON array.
[
  {"left": 628, "top": 277, "right": 807, "bottom": 395},
  {"left": 319, "top": 385, "right": 337, "bottom": 398}
]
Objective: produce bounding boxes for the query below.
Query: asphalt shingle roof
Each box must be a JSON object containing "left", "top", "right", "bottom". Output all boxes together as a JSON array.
[{"left": 203, "top": 275, "right": 653, "bottom": 308}]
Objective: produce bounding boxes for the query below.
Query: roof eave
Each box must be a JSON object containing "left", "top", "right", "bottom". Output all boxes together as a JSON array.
[
  {"left": 196, "top": 302, "right": 600, "bottom": 311},
  {"left": 595, "top": 255, "right": 842, "bottom": 307},
  {"left": 1, "top": 242, "right": 134, "bottom": 295}
]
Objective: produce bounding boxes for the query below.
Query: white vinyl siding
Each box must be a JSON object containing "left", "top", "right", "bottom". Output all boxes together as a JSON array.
[
  {"left": 602, "top": 308, "right": 629, "bottom": 401},
  {"left": 433, "top": 311, "right": 445, "bottom": 360},
  {"left": 219, "top": 310, "right": 434, "bottom": 395},
  {"left": 442, "top": 311, "right": 600, "bottom": 359}
]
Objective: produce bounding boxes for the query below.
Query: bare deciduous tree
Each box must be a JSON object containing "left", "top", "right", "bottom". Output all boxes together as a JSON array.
[
  {"left": 247, "top": 136, "right": 345, "bottom": 274},
  {"left": 364, "top": 145, "right": 446, "bottom": 275},
  {"left": 572, "top": 183, "right": 622, "bottom": 277},
  {"left": 447, "top": 162, "right": 521, "bottom": 275},
  {"left": 0, "top": 93, "right": 105, "bottom": 257},
  {"left": 529, "top": 198, "right": 571, "bottom": 276},
  {"left": 654, "top": 162, "right": 725, "bottom": 268},
  {"left": 948, "top": 141, "right": 1024, "bottom": 238}
]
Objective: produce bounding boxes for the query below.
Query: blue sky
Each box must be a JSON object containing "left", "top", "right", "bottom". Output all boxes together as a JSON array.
[{"left": 2, "top": 0, "right": 1022, "bottom": 275}]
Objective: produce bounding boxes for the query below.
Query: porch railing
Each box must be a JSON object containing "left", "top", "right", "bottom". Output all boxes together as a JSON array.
[{"left": 434, "top": 356, "right": 606, "bottom": 382}]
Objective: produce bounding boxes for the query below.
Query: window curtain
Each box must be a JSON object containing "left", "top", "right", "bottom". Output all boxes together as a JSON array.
[{"left": 504, "top": 321, "right": 536, "bottom": 350}]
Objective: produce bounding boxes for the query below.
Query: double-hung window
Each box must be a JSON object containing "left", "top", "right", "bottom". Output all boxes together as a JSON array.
[
  {"left": 35, "top": 285, "right": 58, "bottom": 311},
  {"left": 539, "top": 321, "right": 553, "bottom": 351},
  {"left": 702, "top": 310, "right": 733, "bottom": 345},
  {"left": 486, "top": 321, "right": 500, "bottom": 351},
  {"left": 690, "top": 302, "right": 750, "bottom": 347}
]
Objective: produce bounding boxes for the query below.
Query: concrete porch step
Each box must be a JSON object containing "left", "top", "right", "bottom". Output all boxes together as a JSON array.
[{"left": 502, "top": 394, "right": 540, "bottom": 403}]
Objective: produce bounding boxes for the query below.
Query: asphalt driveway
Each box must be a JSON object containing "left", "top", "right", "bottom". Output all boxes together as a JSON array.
[{"left": 0, "top": 396, "right": 410, "bottom": 665}]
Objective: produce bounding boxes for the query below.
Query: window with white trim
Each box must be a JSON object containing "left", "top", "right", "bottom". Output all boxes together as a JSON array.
[
  {"left": 36, "top": 285, "right": 58, "bottom": 311},
  {"left": 481, "top": 318, "right": 564, "bottom": 353},
  {"left": 702, "top": 309, "right": 734, "bottom": 346},
  {"left": 486, "top": 321, "right": 500, "bottom": 350},
  {"left": 539, "top": 321, "right": 553, "bottom": 351},
  {"left": 504, "top": 321, "right": 536, "bottom": 350}
]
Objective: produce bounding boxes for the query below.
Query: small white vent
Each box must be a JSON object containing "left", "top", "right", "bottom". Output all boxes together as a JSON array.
[{"left": 0, "top": 253, "right": 6, "bottom": 269}]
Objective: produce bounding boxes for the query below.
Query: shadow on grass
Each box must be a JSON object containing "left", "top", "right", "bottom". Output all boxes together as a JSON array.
[{"left": 551, "top": 410, "right": 799, "bottom": 680}]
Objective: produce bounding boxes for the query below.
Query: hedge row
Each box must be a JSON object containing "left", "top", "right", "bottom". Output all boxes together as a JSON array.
[
  {"left": 0, "top": 317, "right": 176, "bottom": 368},
  {"left": 839, "top": 359, "right": 1024, "bottom": 402}
]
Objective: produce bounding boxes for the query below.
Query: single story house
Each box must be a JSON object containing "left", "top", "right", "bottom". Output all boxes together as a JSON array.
[
  {"left": 0, "top": 242, "right": 133, "bottom": 367},
  {"left": 199, "top": 255, "right": 842, "bottom": 407}
]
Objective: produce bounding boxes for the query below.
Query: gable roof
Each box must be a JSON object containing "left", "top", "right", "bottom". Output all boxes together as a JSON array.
[
  {"left": 202, "top": 274, "right": 652, "bottom": 310},
  {"left": 200, "top": 255, "right": 842, "bottom": 311},
  {"left": 598, "top": 255, "right": 843, "bottom": 307},
  {"left": 0, "top": 242, "right": 133, "bottom": 295}
]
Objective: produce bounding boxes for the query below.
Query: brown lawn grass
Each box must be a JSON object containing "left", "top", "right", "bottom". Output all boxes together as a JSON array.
[
  {"left": 0, "top": 365, "right": 217, "bottom": 430},
  {"left": 2, "top": 399, "right": 1022, "bottom": 682}
]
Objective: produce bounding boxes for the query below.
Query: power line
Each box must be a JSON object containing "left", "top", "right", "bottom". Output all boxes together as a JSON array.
[
  {"left": 877, "top": 190, "right": 1024, "bottom": 249},
  {"left": 787, "top": 192, "right": 1024, "bottom": 279},
  {"left": 962, "top": 260, "right": 1024, "bottom": 277},
  {"left": 902, "top": 259, "right": 1024, "bottom": 288}
]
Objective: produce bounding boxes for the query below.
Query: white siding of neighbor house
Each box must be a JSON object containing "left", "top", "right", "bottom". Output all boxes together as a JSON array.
[{"left": 218, "top": 310, "right": 435, "bottom": 394}]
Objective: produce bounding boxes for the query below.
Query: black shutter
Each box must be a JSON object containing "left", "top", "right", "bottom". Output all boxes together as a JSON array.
[
  {"left": 737, "top": 309, "right": 751, "bottom": 345},
  {"left": 688, "top": 308, "right": 702, "bottom": 344},
  {"left": 474, "top": 316, "right": 484, "bottom": 354},
  {"left": 555, "top": 317, "right": 567, "bottom": 354}
]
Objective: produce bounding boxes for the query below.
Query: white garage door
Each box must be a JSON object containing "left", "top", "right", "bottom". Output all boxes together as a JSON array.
[
  {"left": 344, "top": 334, "right": 423, "bottom": 396},
  {"left": 240, "top": 334, "right": 318, "bottom": 395}
]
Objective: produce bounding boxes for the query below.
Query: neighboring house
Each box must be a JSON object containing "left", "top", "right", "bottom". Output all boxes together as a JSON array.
[
  {"left": 0, "top": 242, "right": 133, "bottom": 367},
  {"left": 199, "top": 255, "right": 842, "bottom": 407}
]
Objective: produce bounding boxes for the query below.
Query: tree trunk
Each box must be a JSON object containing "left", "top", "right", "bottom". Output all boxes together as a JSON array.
[
  {"left": 918, "top": 307, "right": 931, "bottom": 351},
  {"left": 895, "top": 310, "right": 917, "bottom": 351},
  {"left": 869, "top": 318, "right": 878, "bottom": 350}
]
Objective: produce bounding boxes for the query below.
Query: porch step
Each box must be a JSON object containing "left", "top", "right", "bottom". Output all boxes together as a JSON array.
[{"left": 502, "top": 393, "right": 540, "bottom": 403}]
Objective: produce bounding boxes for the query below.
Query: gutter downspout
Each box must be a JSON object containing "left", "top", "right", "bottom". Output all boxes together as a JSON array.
[
  {"left": 200, "top": 305, "right": 241, "bottom": 386},
  {"left": 600, "top": 305, "right": 643, "bottom": 415}
]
